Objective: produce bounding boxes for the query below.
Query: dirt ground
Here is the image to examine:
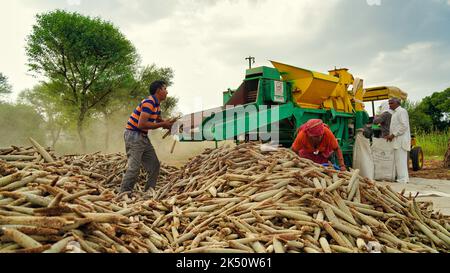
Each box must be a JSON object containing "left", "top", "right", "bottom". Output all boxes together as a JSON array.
[{"left": 409, "top": 157, "right": 450, "bottom": 180}]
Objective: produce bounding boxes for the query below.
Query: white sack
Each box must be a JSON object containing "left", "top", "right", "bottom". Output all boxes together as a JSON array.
[
  {"left": 353, "top": 131, "right": 374, "bottom": 180},
  {"left": 371, "top": 138, "right": 396, "bottom": 181}
]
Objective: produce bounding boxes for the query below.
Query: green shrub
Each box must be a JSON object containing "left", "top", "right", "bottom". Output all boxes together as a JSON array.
[{"left": 415, "top": 129, "right": 449, "bottom": 158}]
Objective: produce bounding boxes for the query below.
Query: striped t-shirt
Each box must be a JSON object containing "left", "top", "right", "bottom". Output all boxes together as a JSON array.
[{"left": 126, "top": 95, "right": 161, "bottom": 134}]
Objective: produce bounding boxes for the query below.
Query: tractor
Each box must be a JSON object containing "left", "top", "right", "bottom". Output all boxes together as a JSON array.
[{"left": 363, "top": 87, "right": 424, "bottom": 171}]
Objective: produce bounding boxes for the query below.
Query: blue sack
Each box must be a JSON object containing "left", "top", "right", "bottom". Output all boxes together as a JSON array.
[{"left": 321, "top": 163, "right": 340, "bottom": 170}]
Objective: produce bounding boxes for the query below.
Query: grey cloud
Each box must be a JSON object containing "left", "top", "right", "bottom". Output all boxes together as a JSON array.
[
  {"left": 195, "top": 0, "right": 450, "bottom": 100},
  {"left": 22, "top": 0, "right": 225, "bottom": 26},
  {"left": 8, "top": 0, "right": 450, "bottom": 110},
  {"left": 209, "top": 0, "right": 450, "bottom": 65},
  {"left": 360, "top": 42, "right": 450, "bottom": 101}
]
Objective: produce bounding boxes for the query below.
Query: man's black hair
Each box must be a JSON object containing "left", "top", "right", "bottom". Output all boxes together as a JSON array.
[
  {"left": 149, "top": 80, "right": 167, "bottom": 95},
  {"left": 389, "top": 97, "right": 401, "bottom": 104}
]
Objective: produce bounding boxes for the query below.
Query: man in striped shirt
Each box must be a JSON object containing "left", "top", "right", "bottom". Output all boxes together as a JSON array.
[{"left": 120, "top": 80, "right": 175, "bottom": 193}]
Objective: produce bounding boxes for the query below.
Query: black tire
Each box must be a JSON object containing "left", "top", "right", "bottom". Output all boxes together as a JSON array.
[{"left": 410, "top": 146, "right": 424, "bottom": 171}]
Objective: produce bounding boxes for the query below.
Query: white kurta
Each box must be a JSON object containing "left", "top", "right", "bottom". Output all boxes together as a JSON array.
[{"left": 389, "top": 106, "right": 411, "bottom": 183}]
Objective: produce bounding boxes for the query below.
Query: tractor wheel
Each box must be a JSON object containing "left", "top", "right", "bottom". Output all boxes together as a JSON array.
[{"left": 410, "top": 146, "right": 424, "bottom": 171}]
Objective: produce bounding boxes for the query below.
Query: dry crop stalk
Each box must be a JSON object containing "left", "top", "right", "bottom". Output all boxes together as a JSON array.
[{"left": 0, "top": 142, "right": 449, "bottom": 253}]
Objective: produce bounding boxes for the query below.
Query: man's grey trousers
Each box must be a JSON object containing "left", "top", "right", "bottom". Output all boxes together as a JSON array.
[{"left": 120, "top": 130, "right": 160, "bottom": 193}]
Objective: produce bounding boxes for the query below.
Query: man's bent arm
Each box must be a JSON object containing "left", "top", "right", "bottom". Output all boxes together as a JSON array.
[{"left": 138, "top": 112, "right": 165, "bottom": 130}]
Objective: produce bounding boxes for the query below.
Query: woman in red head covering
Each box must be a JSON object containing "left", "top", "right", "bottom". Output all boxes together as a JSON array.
[{"left": 291, "top": 119, "right": 346, "bottom": 171}]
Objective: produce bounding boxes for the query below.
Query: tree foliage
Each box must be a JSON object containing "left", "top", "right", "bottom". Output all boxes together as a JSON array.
[
  {"left": 404, "top": 88, "right": 450, "bottom": 132},
  {"left": 0, "top": 72, "right": 12, "bottom": 99},
  {"left": 90, "top": 64, "right": 177, "bottom": 150},
  {"left": 130, "top": 64, "right": 177, "bottom": 118},
  {"left": 131, "top": 64, "right": 174, "bottom": 98},
  {"left": 160, "top": 96, "right": 179, "bottom": 119},
  {"left": 0, "top": 102, "right": 46, "bottom": 146},
  {"left": 18, "top": 83, "right": 72, "bottom": 148},
  {"left": 420, "top": 88, "right": 450, "bottom": 131},
  {"left": 26, "top": 10, "right": 138, "bottom": 150}
]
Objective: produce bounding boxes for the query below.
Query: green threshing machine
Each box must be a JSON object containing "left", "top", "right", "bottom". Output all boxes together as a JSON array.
[{"left": 175, "top": 60, "right": 408, "bottom": 168}]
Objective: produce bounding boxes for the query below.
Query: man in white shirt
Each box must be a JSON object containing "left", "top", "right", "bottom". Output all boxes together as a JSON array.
[{"left": 384, "top": 98, "right": 411, "bottom": 183}]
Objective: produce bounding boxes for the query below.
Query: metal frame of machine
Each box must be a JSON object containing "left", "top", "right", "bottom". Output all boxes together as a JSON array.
[{"left": 176, "top": 61, "right": 408, "bottom": 168}]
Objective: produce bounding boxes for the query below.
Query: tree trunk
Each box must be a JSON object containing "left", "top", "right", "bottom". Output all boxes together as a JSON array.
[
  {"left": 48, "top": 116, "right": 62, "bottom": 150},
  {"left": 77, "top": 113, "right": 87, "bottom": 152},
  {"left": 444, "top": 138, "right": 450, "bottom": 169},
  {"left": 51, "top": 127, "right": 62, "bottom": 150},
  {"left": 78, "top": 96, "right": 89, "bottom": 152},
  {"left": 104, "top": 112, "right": 110, "bottom": 152},
  {"left": 50, "top": 131, "right": 57, "bottom": 150}
]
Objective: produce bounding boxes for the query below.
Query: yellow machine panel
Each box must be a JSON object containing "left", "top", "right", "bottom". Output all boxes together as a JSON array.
[
  {"left": 271, "top": 61, "right": 357, "bottom": 113},
  {"left": 363, "top": 86, "right": 408, "bottom": 102},
  {"left": 270, "top": 61, "right": 407, "bottom": 114},
  {"left": 352, "top": 78, "right": 366, "bottom": 111},
  {"left": 270, "top": 61, "right": 339, "bottom": 109}
]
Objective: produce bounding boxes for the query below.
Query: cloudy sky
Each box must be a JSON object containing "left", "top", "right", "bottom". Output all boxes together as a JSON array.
[{"left": 1, "top": 0, "right": 449, "bottom": 115}]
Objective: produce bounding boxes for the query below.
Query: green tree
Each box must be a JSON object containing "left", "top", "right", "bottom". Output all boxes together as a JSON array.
[
  {"left": 26, "top": 10, "right": 138, "bottom": 151},
  {"left": 0, "top": 102, "right": 46, "bottom": 146},
  {"left": 18, "top": 83, "right": 72, "bottom": 148},
  {"left": 90, "top": 74, "right": 135, "bottom": 151},
  {"left": 130, "top": 64, "right": 178, "bottom": 117},
  {"left": 131, "top": 64, "right": 174, "bottom": 96},
  {"left": 0, "top": 73, "right": 12, "bottom": 100},
  {"left": 92, "top": 64, "right": 177, "bottom": 150},
  {"left": 403, "top": 100, "right": 433, "bottom": 133},
  {"left": 420, "top": 88, "right": 450, "bottom": 131},
  {"left": 160, "top": 96, "right": 179, "bottom": 119},
  {"left": 404, "top": 88, "right": 450, "bottom": 132}
]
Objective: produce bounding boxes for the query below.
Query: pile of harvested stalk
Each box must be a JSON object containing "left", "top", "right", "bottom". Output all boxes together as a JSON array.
[
  {"left": 144, "top": 143, "right": 450, "bottom": 253},
  {"left": 0, "top": 160, "right": 139, "bottom": 252},
  {"left": 1, "top": 140, "right": 449, "bottom": 253},
  {"left": 0, "top": 138, "right": 57, "bottom": 167},
  {"left": 0, "top": 161, "right": 177, "bottom": 252},
  {"left": 61, "top": 153, "right": 179, "bottom": 194},
  {"left": 1, "top": 138, "right": 178, "bottom": 194}
]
